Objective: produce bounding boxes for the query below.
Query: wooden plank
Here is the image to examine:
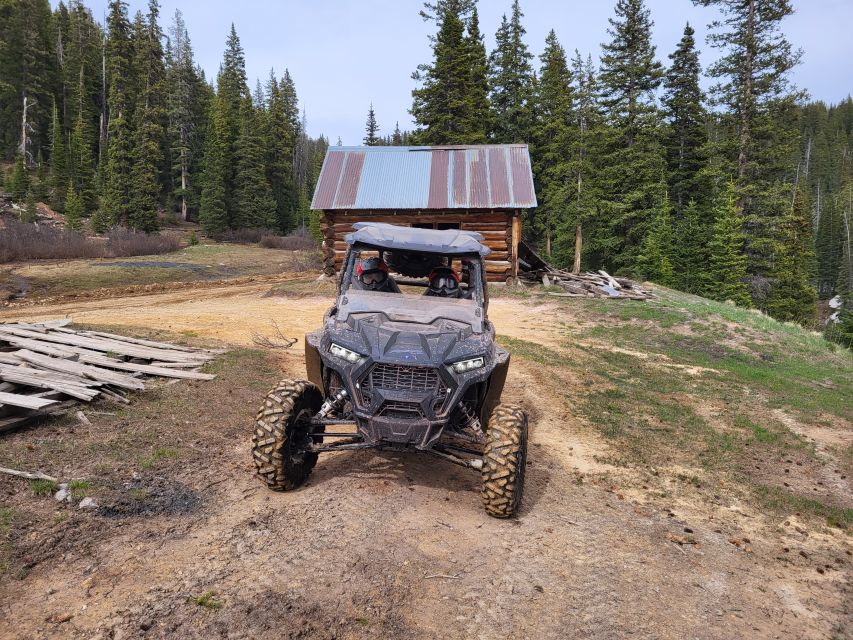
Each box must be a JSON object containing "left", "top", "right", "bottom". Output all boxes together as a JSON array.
[
  {"left": 0, "top": 392, "right": 58, "bottom": 410},
  {"left": 59, "top": 329, "right": 222, "bottom": 355},
  {"left": 14, "top": 350, "right": 146, "bottom": 390},
  {"left": 0, "top": 327, "right": 210, "bottom": 364},
  {"left": 0, "top": 368, "right": 99, "bottom": 401},
  {"left": 72, "top": 357, "right": 216, "bottom": 380}
]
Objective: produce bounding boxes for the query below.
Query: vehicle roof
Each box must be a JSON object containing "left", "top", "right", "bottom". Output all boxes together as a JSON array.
[{"left": 346, "top": 222, "right": 491, "bottom": 257}]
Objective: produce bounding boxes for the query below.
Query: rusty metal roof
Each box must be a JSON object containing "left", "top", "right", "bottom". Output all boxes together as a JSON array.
[{"left": 311, "top": 145, "right": 537, "bottom": 210}]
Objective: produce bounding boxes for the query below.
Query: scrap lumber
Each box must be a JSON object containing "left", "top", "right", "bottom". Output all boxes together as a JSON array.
[
  {"left": 0, "top": 322, "right": 220, "bottom": 433},
  {"left": 517, "top": 239, "right": 652, "bottom": 300},
  {"left": 0, "top": 466, "right": 57, "bottom": 482}
]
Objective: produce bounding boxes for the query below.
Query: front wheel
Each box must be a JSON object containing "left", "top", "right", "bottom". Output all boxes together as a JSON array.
[
  {"left": 481, "top": 404, "right": 528, "bottom": 518},
  {"left": 251, "top": 379, "right": 324, "bottom": 491}
]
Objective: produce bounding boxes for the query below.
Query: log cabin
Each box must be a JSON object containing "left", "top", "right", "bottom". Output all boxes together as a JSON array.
[{"left": 310, "top": 144, "right": 537, "bottom": 283}]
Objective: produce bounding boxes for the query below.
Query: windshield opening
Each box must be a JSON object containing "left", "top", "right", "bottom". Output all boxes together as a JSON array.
[{"left": 340, "top": 245, "right": 484, "bottom": 308}]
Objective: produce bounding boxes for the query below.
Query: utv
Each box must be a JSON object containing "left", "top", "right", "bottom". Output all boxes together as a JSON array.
[{"left": 251, "top": 223, "right": 528, "bottom": 517}]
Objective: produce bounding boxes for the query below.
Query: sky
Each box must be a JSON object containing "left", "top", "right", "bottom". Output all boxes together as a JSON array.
[{"left": 54, "top": 0, "right": 853, "bottom": 144}]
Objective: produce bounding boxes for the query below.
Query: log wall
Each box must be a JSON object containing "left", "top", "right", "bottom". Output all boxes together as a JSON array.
[{"left": 320, "top": 210, "right": 519, "bottom": 282}]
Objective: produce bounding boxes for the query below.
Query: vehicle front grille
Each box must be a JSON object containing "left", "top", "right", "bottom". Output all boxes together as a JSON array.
[
  {"left": 358, "top": 364, "right": 449, "bottom": 414},
  {"left": 362, "top": 364, "right": 446, "bottom": 394},
  {"left": 379, "top": 401, "right": 425, "bottom": 419}
]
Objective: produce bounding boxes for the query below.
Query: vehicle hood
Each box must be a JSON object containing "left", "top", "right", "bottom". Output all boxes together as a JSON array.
[{"left": 329, "top": 293, "right": 491, "bottom": 366}]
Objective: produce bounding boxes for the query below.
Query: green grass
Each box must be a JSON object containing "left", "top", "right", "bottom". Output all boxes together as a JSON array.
[
  {"left": 189, "top": 591, "right": 223, "bottom": 610},
  {"left": 139, "top": 447, "right": 180, "bottom": 470},
  {"left": 128, "top": 488, "right": 147, "bottom": 501},
  {"left": 29, "top": 479, "right": 57, "bottom": 496},
  {"left": 68, "top": 479, "right": 92, "bottom": 498},
  {"left": 752, "top": 484, "right": 852, "bottom": 530},
  {"left": 734, "top": 415, "right": 780, "bottom": 444},
  {"left": 500, "top": 284, "right": 853, "bottom": 532}
]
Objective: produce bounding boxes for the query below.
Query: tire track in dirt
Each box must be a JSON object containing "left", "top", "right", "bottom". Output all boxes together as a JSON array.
[{"left": 0, "top": 284, "right": 848, "bottom": 639}]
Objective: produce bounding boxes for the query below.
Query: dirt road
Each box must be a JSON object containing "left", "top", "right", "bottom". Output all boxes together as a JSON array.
[{"left": 0, "top": 278, "right": 849, "bottom": 639}]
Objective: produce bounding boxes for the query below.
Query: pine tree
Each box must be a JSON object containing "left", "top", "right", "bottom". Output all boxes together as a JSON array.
[
  {"left": 553, "top": 52, "right": 603, "bottom": 272},
  {"left": 532, "top": 30, "right": 573, "bottom": 254},
  {"left": 100, "top": 0, "right": 136, "bottom": 228},
  {"left": 597, "top": 0, "right": 667, "bottom": 274},
  {"left": 488, "top": 1, "right": 535, "bottom": 144},
  {"left": 391, "top": 122, "right": 404, "bottom": 145},
  {"left": 8, "top": 153, "right": 30, "bottom": 201},
  {"left": 0, "top": 0, "right": 55, "bottom": 161},
  {"left": 635, "top": 187, "right": 675, "bottom": 285},
  {"left": 216, "top": 24, "right": 249, "bottom": 219},
  {"left": 68, "top": 112, "right": 96, "bottom": 211},
  {"left": 49, "top": 101, "right": 68, "bottom": 210},
  {"left": 199, "top": 96, "right": 229, "bottom": 235},
  {"left": 233, "top": 98, "right": 276, "bottom": 229},
  {"left": 166, "top": 9, "right": 201, "bottom": 222},
  {"left": 127, "top": 0, "right": 165, "bottom": 232},
  {"left": 64, "top": 182, "right": 84, "bottom": 231},
  {"left": 695, "top": 0, "right": 807, "bottom": 313},
  {"left": 672, "top": 199, "right": 707, "bottom": 293},
  {"left": 411, "top": 5, "right": 478, "bottom": 144},
  {"left": 662, "top": 23, "right": 706, "bottom": 209},
  {"left": 765, "top": 187, "right": 817, "bottom": 322},
  {"left": 363, "top": 103, "right": 380, "bottom": 145},
  {"left": 263, "top": 69, "right": 299, "bottom": 231},
  {"left": 705, "top": 180, "right": 751, "bottom": 306},
  {"left": 22, "top": 188, "right": 39, "bottom": 222},
  {"left": 465, "top": 6, "right": 490, "bottom": 142}
]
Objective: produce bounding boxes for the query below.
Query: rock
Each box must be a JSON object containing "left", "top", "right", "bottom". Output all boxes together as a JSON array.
[
  {"left": 54, "top": 485, "right": 70, "bottom": 503},
  {"left": 78, "top": 497, "right": 99, "bottom": 510}
]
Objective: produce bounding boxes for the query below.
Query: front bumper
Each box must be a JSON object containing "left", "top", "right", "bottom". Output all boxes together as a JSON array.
[{"left": 311, "top": 345, "right": 489, "bottom": 450}]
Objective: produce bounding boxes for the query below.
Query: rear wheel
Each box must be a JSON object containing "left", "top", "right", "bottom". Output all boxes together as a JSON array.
[
  {"left": 251, "top": 380, "right": 324, "bottom": 491},
  {"left": 481, "top": 404, "right": 528, "bottom": 518}
]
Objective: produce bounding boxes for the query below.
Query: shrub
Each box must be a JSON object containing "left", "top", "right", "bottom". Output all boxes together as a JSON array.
[
  {"left": 259, "top": 227, "right": 317, "bottom": 251},
  {"left": 0, "top": 219, "right": 101, "bottom": 262},
  {"left": 105, "top": 227, "right": 181, "bottom": 257},
  {"left": 0, "top": 219, "right": 182, "bottom": 263},
  {"left": 218, "top": 227, "right": 275, "bottom": 244}
]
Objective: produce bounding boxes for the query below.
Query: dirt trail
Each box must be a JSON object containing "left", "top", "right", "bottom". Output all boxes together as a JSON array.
[{"left": 0, "top": 280, "right": 849, "bottom": 639}]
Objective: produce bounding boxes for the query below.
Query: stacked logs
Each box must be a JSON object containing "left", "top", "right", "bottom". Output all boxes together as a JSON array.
[
  {"left": 320, "top": 211, "right": 517, "bottom": 282},
  {"left": 521, "top": 267, "right": 653, "bottom": 300}
]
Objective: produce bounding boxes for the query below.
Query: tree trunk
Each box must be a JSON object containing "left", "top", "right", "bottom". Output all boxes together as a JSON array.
[
  {"left": 573, "top": 224, "right": 582, "bottom": 274},
  {"left": 545, "top": 228, "right": 551, "bottom": 256},
  {"left": 180, "top": 146, "right": 189, "bottom": 222}
]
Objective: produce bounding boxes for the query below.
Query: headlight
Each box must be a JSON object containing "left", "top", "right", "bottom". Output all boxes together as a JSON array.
[
  {"left": 330, "top": 343, "right": 365, "bottom": 364},
  {"left": 449, "top": 357, "right": 485, "bottom": 374}
]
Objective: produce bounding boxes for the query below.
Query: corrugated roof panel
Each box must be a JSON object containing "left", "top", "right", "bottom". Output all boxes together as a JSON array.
[
  {"left": 451, "top": 150, "right": 467, "bottom": 207},
  {"left": 353, "top": 150, "right": 430, "bottom": 209},
  {"left": 312, "top": 151, "right": 345, "bottom": 209},
  {"left": 509, "top": 146, "right": 535, "bottom": 207},
  {"left": 469, "top": 148, "right": 489, "bottom": 209},
  {"left": 427, "top": 150, "right": 449, "bottom": 209},
  {"left": 333, "top": 152, "right": 365, "bottom": 208},
  {"left": 488, "top": 147, "right": 511, "bottom": 207},
  {"left": 312, "top": 144, "right": 537, "bottom": 210}
]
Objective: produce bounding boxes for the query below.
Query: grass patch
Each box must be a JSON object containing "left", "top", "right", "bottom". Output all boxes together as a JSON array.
[
  {"left": 29, "top": 479, "right": 57, "bottom": 496},
  {"left": 0, "top": 507, "right": 13, "bottom": 574},
  {"left": 139, "top": 447, "right": 180, "bottom": 469},
  {"left": 189, "top": 591, "right": 223, "bottom": 610},
  {"left": 68, "top": 479, "right": 92, "bottom": 498},
  {"left": 128, "top": 488, "right": 147, "bottom": 501},
  {"left": 497, "top": 335, "right": 567, "bottom": 368},
  {"left": 753, "top": 485, "right": 852, "bottom": 530},
  {"left": 734, "top": 415, "right": 780, "bottom": 444}
]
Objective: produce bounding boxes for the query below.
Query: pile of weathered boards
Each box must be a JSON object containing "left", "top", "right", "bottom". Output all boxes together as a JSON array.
[{"left": 0, "top": 320, "right": 221, "bottom": 433}]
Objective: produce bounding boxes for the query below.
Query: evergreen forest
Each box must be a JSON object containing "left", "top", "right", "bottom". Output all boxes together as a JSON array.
[{"left": 1, "top": 0, "right": 851, "bottom": 343}]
